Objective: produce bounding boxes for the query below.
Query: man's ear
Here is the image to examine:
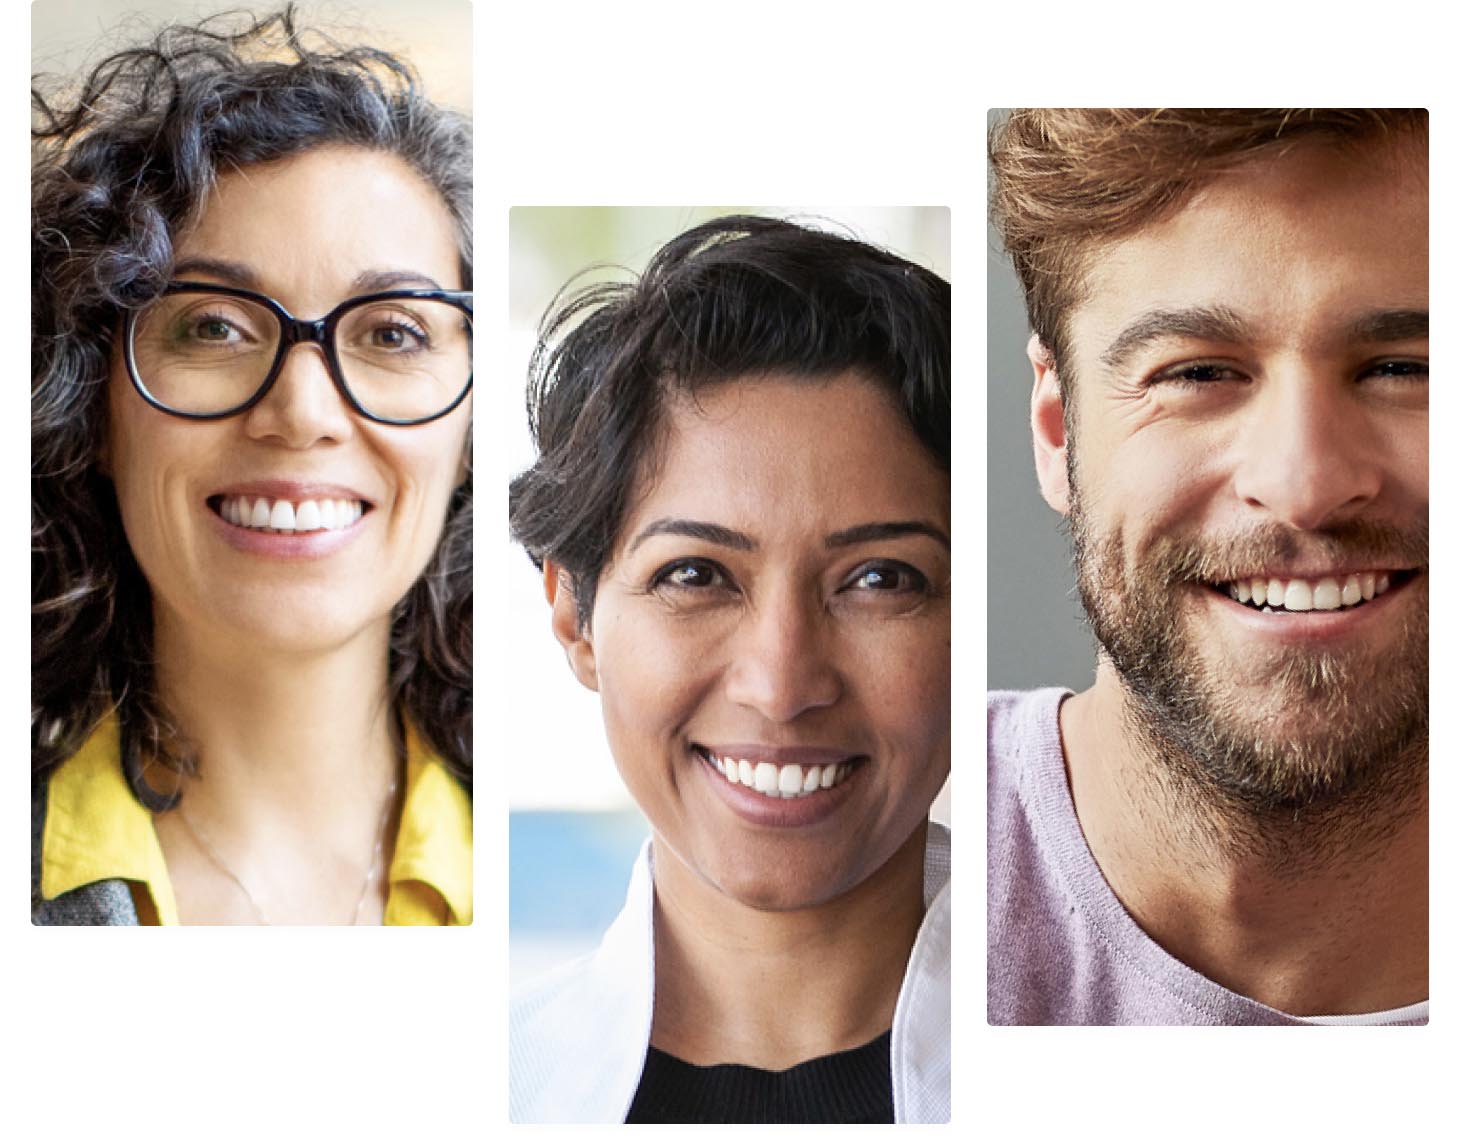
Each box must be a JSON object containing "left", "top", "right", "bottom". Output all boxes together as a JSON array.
[
  {"left": 545, "top": 561, "right": 599, "bottom": 693},
  {"left": 1028, "top": 334, "right": 1071, "bottom": 516}
]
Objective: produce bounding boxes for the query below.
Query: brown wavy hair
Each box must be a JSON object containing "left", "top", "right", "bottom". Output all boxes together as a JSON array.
[
  {"left": 988, "top": 108, "right": 1428, "bottom": 385},
  {"left": 32, "top": 7, "right": 472, "bottom": 807}
]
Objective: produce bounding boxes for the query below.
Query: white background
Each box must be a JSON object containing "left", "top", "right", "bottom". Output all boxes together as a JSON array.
[{"left": 8, "top": 1, "right": 1452, "bottom": 1137}]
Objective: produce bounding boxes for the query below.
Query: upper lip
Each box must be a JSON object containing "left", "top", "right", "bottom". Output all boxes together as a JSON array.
[
  {"left": 695, "top": 743, "right": 863, "bottom": 765},
  {"left": 209, "top": 479, "right": 375, "bottom": 506}
]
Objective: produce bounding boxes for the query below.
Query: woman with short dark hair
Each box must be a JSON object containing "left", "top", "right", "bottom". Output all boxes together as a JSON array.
[
  {"left": 509, "top": 215, "right": 951, "bottom": 1122},
  {"left": 32, "top": 8, "right": 472, "bottom": 925}
]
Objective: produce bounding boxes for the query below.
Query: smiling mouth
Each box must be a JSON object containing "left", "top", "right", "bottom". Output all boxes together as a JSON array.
[
  {"left": 1206, "top": 569, "right": 1417, "bottom": 614},
  {"left": 692, "top": 745, "right": 864, "bottom": 799},
  {"left": 209, "top": 494, "right": 369, "bottom": 534}
]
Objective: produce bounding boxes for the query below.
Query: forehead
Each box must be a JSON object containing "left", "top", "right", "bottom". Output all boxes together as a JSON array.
[
  {"left": 619, "top": 375, "right": 948, "bottom": 544},
  {"left": 1068, "top": 137, "right": 1428, "bottom": 365},
  {"left": 178, "top": 145, "right": 462, "bottom": 296}
]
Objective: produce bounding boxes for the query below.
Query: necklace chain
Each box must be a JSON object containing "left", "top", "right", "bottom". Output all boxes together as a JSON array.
[{"left": 176, "top": 771, "right": 400, "bottom": 925}]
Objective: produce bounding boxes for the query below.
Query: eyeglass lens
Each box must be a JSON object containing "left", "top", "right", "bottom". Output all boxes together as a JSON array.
[{"left": 130, "top": 292, "right": 472, "bottom": 421}]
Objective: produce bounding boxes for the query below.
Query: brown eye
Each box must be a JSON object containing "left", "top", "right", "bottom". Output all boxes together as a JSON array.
[
  {"left": 652, "top": 559, "right": 728, "bottom": 590},
  {"left": 1150, "top": 362, "right": 1244, "bottom": 386},
  {"left": 847, "top": 562, "right": 928, "bottom": 593},
  {"left": 1364, "top": 359, "right": 1427, "bottom": 382}
]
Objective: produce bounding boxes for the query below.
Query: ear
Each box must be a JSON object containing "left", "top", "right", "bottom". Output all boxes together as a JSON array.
[
  {"left": 545, "top": 560, "right": 599, "bottom": 693},
  {"left": 1028, "top": 334, "right": 1071, "bottom": 516}
]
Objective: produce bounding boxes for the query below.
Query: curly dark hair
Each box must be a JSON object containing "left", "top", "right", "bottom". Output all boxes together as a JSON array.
[
  {"left": 32, "top": 7, "right": 472, "bottom": 808},
  {"left": 509, "top": 214, "right": 950, "bottom": 630}
]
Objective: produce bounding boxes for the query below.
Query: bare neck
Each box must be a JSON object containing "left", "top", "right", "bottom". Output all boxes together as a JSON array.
[
  {"left": 150, "top": 607, "right": 399, "bottom": 874},
  {"left": 1061, "top": 668, "right": 1427, "bottom": 1016},
  {"left": 647, "top": 822, "right": 929, "bottom": 1070}
]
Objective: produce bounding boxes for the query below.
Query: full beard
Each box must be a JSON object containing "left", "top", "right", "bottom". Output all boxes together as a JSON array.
[{"left": 1068, "top": 490, "right": 1428, "bottom": 865}]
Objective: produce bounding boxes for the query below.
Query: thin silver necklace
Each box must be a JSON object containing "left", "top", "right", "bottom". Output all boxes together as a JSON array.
[{"left": 177, "top": 771, "right": 400, "bottom": 925}]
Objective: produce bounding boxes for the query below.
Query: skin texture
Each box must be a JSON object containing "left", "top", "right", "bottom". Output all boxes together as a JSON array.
[
  {"left": 550, "top": 374, "right": 950, "bottom": 1066},
  {"left": 1028, "top": 136, "right": 1428, "bottom": 1014},
  {"left": 107, "top": 146, "right": 471, "bottom": 923}
]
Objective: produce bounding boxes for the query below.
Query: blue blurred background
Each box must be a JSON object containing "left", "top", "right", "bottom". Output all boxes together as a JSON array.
[{"left": 509, "top": 809, "right": 650, "bottom": 981}]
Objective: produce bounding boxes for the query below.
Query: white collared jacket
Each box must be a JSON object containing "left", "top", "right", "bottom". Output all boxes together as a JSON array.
[{"left": 509, "top": 822, "right": 951, "bottom": 1123}]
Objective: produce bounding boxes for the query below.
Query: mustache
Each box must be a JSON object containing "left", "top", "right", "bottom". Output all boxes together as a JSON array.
[{"left": 1143, "top": 519, "right": 1430, "bottom": 584}]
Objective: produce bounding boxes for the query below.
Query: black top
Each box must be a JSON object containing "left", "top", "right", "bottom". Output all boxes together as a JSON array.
[{"left": 625, "top": 1030, "right": 894, "bottom": 1124}]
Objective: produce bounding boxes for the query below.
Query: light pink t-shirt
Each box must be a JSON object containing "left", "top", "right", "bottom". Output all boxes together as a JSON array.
[{"left": 987, "top": 688, "right": 1429, "bottom": 1026}]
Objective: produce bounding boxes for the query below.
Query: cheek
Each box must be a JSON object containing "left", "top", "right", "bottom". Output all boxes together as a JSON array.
[
  {"left": 592, "top": 611, "right": 723, "bottom": 786},
  {"left": 856, "top": 618, "right": 951, "bottom": 761},
  {"left": 1085, "top": 434, "right": 1227, "bottom": 553}
]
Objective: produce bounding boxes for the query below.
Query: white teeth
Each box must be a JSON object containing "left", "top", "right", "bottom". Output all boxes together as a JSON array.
[
  {"left": 1226, "top": 571, "right": 1399, "bottom": 613},
  {"left": 708, "top": 753, "right": 851, "bottom": 799},
  {"left": 295, "top": 499, "right": 321, "bottom": 531},
  {"left": 1283, "top": 580, "right": 1314, "bottom": 612},
  {"left": 1311, "top": 578, "right": 1342, "bottom": 611},
  {"left": 219, "top": 495, "right": 364, "bottom": 534}
]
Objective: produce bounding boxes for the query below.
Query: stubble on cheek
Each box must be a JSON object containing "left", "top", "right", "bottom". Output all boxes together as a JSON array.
[{"left": 1066, "top": 489, "right": 1428, "bottom": 816}]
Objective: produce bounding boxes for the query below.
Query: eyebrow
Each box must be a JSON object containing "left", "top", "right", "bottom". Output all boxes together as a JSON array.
[
  {"left": 626, "top": 517, "right": 951, "bottom": 555},
  {"left": 351, "top": 268, "right": 448, "bottom": 293},
  {"left": 1345, "top": 308, "right": 1428, "bottom": 344},
  {"left": 171, "top": 256, "right": 261, "bottom": 289},
  {"left": 170, "top": 258, "right": 447, "bottom": 295},
  {"left": 825, "top": 521, "right": 951, "bottom": 550},
  {"left": 1100, "top": 306, "right": 1250, "bottom": 372},
  {"left": 1100, "top": 305, "right": 1430, "bottom": 374},
  {"left": 627, "top": 519, "right": 756, "bottom": 555}
]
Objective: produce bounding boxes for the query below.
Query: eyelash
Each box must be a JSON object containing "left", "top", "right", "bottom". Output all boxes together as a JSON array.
[
  {"left": 1148, "top": 358, "right": 1430, "bottom": 388},
  {"left": 1363, "top": 359, "right": 1428, "bottom": 381},
  {"left": 650, "top": 558, "right": 729, "bottom": 592},
  {"left": 844, "top": 560, "right": 930, "bottom": 594},
  {"left": 1147, "top": 361, "right": 1243, "bottom": 388},
  {"left": 646, "top": 558, "right": 932, "bottom": 597}
]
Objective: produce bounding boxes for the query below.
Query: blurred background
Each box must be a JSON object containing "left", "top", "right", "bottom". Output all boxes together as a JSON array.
[
  {"left": 985, "top": 111, "right": 1092, "bottom": 692},
  {"left": 31, "top": 0, "right": 470, "bottom": 112},
  {"left": 507, "top": 207, "right": 952, "bottom": 984}
]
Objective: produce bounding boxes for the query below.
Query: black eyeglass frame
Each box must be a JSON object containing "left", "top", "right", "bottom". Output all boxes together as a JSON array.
[{"left": 123, "top": 282, "right": 475, "bottom": 426}]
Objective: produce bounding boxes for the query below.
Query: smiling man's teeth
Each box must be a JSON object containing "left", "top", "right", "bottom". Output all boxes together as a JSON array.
[
  {"left": 1224, "top": 572, "right": 1390, "bottom": 613},
  {"left": 220, "top": 495, "right": 363, "bottom": 533},
  {"left": 709, "top": 753, "right": 850, "bottom": 799}
]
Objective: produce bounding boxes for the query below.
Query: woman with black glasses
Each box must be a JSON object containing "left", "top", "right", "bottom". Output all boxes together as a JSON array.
[{"left": 31, "top": 9, "right": 472, "bottom": 925}]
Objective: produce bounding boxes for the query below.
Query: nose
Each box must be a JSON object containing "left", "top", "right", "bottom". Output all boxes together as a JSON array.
[
  {"left": 242, "top": 342, "right": 355, "bottom": 448},
  {"left": 723, "top": 586, "right": 843, "bottom": 723},
  {"left": 1231, "top": 370, "right": 1385, "bottom": 530}
]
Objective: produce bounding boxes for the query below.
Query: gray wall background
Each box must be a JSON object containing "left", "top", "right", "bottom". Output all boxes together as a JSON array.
[{"left": 986, "top": 111, "right": 1095, "bottom": 692}]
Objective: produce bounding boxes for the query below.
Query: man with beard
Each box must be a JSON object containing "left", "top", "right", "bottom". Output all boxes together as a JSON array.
[{"left": 986, "top": 109, "right": 1428, "bottom": 1025}]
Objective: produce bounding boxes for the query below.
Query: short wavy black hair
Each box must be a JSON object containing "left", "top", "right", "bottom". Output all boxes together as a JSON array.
[
  {"left": 510, "top": 214, "right": 950, "bottom": 629},
  {"left": 32, "top": 7, "right": 473, "bottom": 807}
]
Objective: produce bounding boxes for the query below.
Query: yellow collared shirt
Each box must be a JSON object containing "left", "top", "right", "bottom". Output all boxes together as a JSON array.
[{"left": 40, "top": 718, "right": 472, "bottom": 925}]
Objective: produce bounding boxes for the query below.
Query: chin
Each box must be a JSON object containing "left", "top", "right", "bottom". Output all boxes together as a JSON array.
[
  {"left": 707, "top": 860, "right": 861, "bottom": 913},
  {"left": 193, "top": 590, "right": 395, "bottom": 657}
]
